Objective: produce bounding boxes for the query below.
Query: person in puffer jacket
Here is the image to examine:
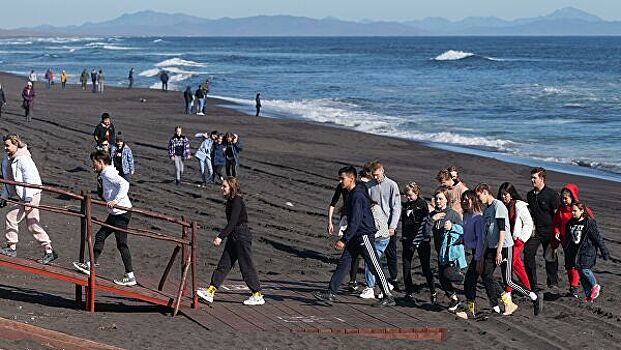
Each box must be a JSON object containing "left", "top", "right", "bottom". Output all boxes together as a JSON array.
[
  {"left": 552, "top": 183, "right": 594, "bottom": 297},
  {"left": 497, "top": 182, "right": 534, "bottom": 296},
  {"left": 565, "top": 201, "right": 608, "bottom": 302}
]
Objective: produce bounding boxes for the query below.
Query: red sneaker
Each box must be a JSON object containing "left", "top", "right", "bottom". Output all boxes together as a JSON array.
[{"left": 591, "top": 284, "right": 601, "bottom": 300}]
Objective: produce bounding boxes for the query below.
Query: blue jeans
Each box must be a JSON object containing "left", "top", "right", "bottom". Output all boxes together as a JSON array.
[
  {"left": 365, "top": 237, "right": 390, "bottom": 288},
  {"left": 579, "top": 268, "right": 597, "bottom": 297},
  {"left": 197, "top": 98, "right": 205, "bottom": 113},
  {"left": 197, "top": 157, "right": 213, "bottom": 183}
]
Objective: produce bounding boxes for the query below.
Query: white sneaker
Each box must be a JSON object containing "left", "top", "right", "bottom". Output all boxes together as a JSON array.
[
  {"left": 197, "top": 287, "right": 215, "bottom": 303},
  {"left": 196, "top": 112, "right": 205, "bottom": 116},
  {"left": 73, "top": 261, "right": 91, "bottom": 276},
  {"left": 114, "top": 273, "right": 137, "bottom": 286},
  {"left": 359, "top": 287, "right": 375, "bottom": 299},
  {"left": 243, "top": 293, "right": 265, "bottom": 306}
]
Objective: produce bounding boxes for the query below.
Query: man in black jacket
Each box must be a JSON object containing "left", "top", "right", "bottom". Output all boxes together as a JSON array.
[
  {"left": 93, "top": 113, "right": 116, "bottom": 146},
  {"left": 314, "top": 166, "right": 395, "bottom": 307},
  {"left": 525, "top": 167, "right": 560, "bottom": 291}
]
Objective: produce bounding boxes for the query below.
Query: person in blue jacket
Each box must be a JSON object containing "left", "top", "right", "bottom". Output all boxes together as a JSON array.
[
  {"left": 195, "top": 131, "right": 216, "bottom": 186},
  {"left": 313, "top": 166, "right": 395, "bottom": 307}
]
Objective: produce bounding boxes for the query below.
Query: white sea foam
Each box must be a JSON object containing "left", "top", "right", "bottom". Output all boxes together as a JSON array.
[
  {"left": 433, "top": 50, "right": 475, "bottom": 61},
  {"left": 139, "top": 66, "right": 207, "bottom": 77},
  {"left": 154, "top": 58, "right": 208, "bottom": 68},
  {"left": 84, "top": 42, "right": 133, "bottom": 50},
  {"left": 153, "top": 39, "right": 163, "bottom": 43}
]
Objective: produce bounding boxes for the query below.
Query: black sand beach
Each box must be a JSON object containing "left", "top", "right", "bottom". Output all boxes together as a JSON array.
[{"left": 0, "top": 72, "right": 619, "bottom": 349}]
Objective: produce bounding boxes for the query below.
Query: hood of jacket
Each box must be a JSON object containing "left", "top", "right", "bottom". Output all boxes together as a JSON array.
[{"left": 10, "top": 146, "right": 31, "bottom": 161}]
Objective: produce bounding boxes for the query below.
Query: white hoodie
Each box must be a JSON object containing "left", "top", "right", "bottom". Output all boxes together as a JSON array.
[
  {"left": 512, "top": 200, "right": 534, "bottom": 243},
  {"left": 99, "top": 165, "right": 132, "bottom": 215},
  {"left": 1, "top": 146, "right": 42, "bottom": 202}
]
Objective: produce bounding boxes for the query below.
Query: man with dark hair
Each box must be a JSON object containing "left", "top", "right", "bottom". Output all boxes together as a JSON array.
[
  {"left": 73, "top": 150, "right": 136, "bottom": 286},
  {"left": 367, "top": 161, "right": 401, "bottom": 290},
  {"left": 93, "top": 113, "right": 116, "bottom": 146},
  {"left": 314, "top": 166, "right": 395, "bottom": 307},
  {"left": 525, "top": 167, "right": 560, "bottom": 291}
]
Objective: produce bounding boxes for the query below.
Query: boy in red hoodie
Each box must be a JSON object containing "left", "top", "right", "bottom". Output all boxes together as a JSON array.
[{"left": 552, "top": 184, "right": 593, "bottom": 297}]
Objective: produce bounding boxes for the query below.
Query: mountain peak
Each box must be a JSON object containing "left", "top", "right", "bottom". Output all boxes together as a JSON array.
[{"left": 545, "top": 7, "right": 602, "bottom": 22}]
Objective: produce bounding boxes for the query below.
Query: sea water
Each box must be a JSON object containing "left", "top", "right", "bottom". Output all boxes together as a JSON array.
[{"left": 1, "top": 36, "right": 620, "bottom": 181}]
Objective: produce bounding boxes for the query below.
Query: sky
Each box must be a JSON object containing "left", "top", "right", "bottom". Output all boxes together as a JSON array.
[{"left": 2, "top": 0, "right": 620, "bottom": 29}]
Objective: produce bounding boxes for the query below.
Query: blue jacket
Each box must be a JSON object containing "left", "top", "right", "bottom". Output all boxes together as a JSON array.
[
  {"left": 341, "top": 184, "right": 377, "bottom": 243},
  {"left": 109, "top": 144, "right": 134, "bottom": 175},
  {"left": 195, "top": 138, "right": 213, "bottom": 162},
  {"left": 439, "top": 224, "right": 467, "bottom": 269},
  {"left": 212, "top": 143, "right": 226, "bottom": 166}
]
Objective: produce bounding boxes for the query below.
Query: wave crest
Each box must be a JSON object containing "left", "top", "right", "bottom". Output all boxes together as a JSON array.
[{"left": 154, "top": 58, "right": 207, "bottom": 68}]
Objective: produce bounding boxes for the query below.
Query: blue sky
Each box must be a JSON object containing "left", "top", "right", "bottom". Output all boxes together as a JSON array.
[{"left": 3, "top": 1, "right": 619, "bottom": 28}]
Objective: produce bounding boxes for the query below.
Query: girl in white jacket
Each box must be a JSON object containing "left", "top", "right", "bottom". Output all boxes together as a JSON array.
[
  {"left": 498, "top": 182, "right": 534, "bottom": 295},
  {"left": 0, "top": 134, "right": 57, "bottom": 265}
]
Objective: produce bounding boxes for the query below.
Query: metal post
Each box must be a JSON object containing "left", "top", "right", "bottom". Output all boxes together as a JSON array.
[
  {"left": 181, "top": 216, "right": 188, "bottom": 297},
  {"left": 191, "top": 221, "right": 198, "bottom": 309},
  {"left": 76, "top": 191, "right": 86, "bottom": 306},
  {"left": 85, "top": 194, "right": 96, "bottom": 312}
]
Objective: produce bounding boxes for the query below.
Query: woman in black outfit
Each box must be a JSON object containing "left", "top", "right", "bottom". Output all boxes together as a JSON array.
[{"left": 197, "top": 177, "right": 265, "bottom": 305}]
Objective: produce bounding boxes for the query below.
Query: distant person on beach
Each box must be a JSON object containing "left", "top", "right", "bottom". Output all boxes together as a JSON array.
[
  {"left": 195, "top": 131, "right": 215, "bottom": 187},
  {"left": 128, "top": 68, "right": 135, "bottom": 89},
  {"left": 60, "top": 70, "right": 67, "bottom": 89},
  {"left": 200, "top": 80, "right": 210, "bottom": 114},
  {"left": 565, "top": 201, "right": 608, "bottom": 303},
  {"left": 73, "top": 150, "right": 137, "bottom": 287},
  {"left": 109, "top": 133, "right": 135, "bottom": 182},
  {"left": 159, "top": 70, "right": 169, "bottom": 92},
  {"left": 197, "top": 177, "right": 265, "bottom": 306},
  {"left": 21, "top": 82, "right": 35, "bottom": 122},
  {"left": 0, "top": 134, "right": 58, "bottom": 265},
  {"left": 552, "top": 183, "right": 592, "bottom": 298},
  {"left": 194, "top": 85, "right": 205, "bottom": 116},
  {"left": 497, "top": 182, "right": 534, "bottom": 300},
  {"left": 90, "top": 69, "right": 97, "bottom": 93},
  {"left": 0, "top": 83, "right": 6, "bottom": 118},
  {"left": 93, "top": 113, "right": 116, "bottom": 146},
  {"left": 168, "top": 126, "right": 191, "bottom": 186},
  {"left": 45, "top": 68, "right": 53, "bottom": 88},
  {"left": 224, "top": 132, "right": 242, "bottom": 177},
  {"left": 212, "top": 134, "right": 226, "bottom": 184},
  {"left": 97, "top": 70, "right": 105, "bottom": 93},
  {"left": 400, "top": 182, "right": 434, "bottom": 304},
  {"left": 255, "top": 93, "right": 261, "bottom": 117},
  {"left": 28, "top": 70, "right": 37, "bottom": 88},
  {"left": 476, "top": 183, "right": 543, "bottom": 316},
  {"left": 183, "top": 86, "right": 194, "bottom": 114},
  {"left": 313, "top": 165, "right": 395, "bottom": 307},
  {"left": 525, "top": 167, "right": 560, "bottom": 291},
  {"left": 80, "top": 69, "right": 89, "bottom": 90},
  {"left": 367, "top": 161, "right": 401, "bottom": 290}
]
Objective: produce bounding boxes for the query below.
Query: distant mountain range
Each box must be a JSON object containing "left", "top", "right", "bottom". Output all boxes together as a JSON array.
[{"left": 5, "top": 7, "right": 621, "bottom": 37}]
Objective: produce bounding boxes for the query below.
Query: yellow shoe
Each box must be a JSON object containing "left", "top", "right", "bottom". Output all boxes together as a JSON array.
[
  {"left": 503, "top": 302, "right": 518, "bottom": 316},
  {"left": 197, "top": 285, "right": 216, "bottom": 303}
]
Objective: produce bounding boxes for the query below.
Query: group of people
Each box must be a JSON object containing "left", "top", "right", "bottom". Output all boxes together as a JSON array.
[
  {"left": 168, "top": 127, "right": 243, "bottom": 187},
  {"left": 183, "top": 80, "right": 210, "bottom": 116},
  {"left": 315, "top": 162, "right": 609, "bottom": 317},
  {"left": 78, "top": 69, "right": 105, "bottom": 93}
]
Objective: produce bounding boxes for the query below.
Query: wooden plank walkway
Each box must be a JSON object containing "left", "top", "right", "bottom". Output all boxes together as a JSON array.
[{"left": 184, "top": 273, "right": 447, "bottom": 342}]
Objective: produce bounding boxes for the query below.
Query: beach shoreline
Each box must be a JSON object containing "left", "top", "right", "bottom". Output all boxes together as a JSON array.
[{"left": 0, "top": 71, "right": 619, "bottom": 349}]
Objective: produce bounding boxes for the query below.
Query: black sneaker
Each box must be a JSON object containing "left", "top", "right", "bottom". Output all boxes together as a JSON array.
[
  {"left": 534, "top": 291, "right": 544, "bottom": 316},
  {"left": 448, "top": 296, "right": 460, "bottom": 312},
  {"left": 313, "top": 290, "right": 336, "bottom": 304},
  {"left": 37, "top": 251, "right": 58, "bottom": 265},
  {"left": 402, "top": 293, "right": 416, "bottom": 305},
  {"left": 568, "top": 286, "right": 579, "bottom": 299},
  {"left": 388, "top": 280, "right": 401, "bottom": 292},
  {"left": 373, "top": 295, "right": 396, "bottom": 307},
  {"left": 0, "top": 247, "right": 17, "bottom": 258},
  {"left": 343, "top": 280, "right": 359, "bottom": 292},
  {"left": 430, "top": 291, "right": 438, "bottom": 304}
]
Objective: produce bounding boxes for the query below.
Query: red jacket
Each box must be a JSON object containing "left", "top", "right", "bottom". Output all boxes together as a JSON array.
[{"left": 552, "top": 183, "right": 593, "bottom": 249}]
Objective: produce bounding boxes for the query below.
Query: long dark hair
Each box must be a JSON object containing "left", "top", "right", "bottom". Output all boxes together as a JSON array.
[
  {"left": 461, "top": 190, "right": 481, "bottom": 213},
  {"left": 497, "top": 182, "right": 523, "bottom": 202},
  {"left": 572, "top": 201, "right": 592, "bottom": 219},
  {"left": 223, "top": 176, "right": 242, "bottom": 200}
]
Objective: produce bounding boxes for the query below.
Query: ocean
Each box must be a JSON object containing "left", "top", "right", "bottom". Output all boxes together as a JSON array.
[{"left": 1, "top": 36, "right": 620, "bottom": 181}]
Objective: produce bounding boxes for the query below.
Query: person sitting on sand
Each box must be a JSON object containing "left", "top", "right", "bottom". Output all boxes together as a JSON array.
[
  {"left": 168, "top": 126, "right": 191, "bottom": 186},
  {"left": 73, "top": 150, "right": 137, "bottom": 286},
  {"left": 0, "top": 134, "right": 58, "bottom": 265},
  {"left": 197, "top": 177, "right": 265, "bottom": 306},
  {"left": 93, "top": 113, "right": 116, "bottom": 147}
]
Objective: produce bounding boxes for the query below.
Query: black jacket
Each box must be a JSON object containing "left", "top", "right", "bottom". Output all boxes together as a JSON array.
[
  {"left": 527, "top": 186, "right": 560, "bottom": 237},
  {"left": 341, "top": 184, "right": 376, "bottom": 242},
  {"left": 93, "top": 123, "right": 116, "bottom": 145},
  {"left": 401, "top": 197, "right": 429, "bottom": 239},
  {"left": 566, "top": 217, "right": 609, "bottom": 269}
]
